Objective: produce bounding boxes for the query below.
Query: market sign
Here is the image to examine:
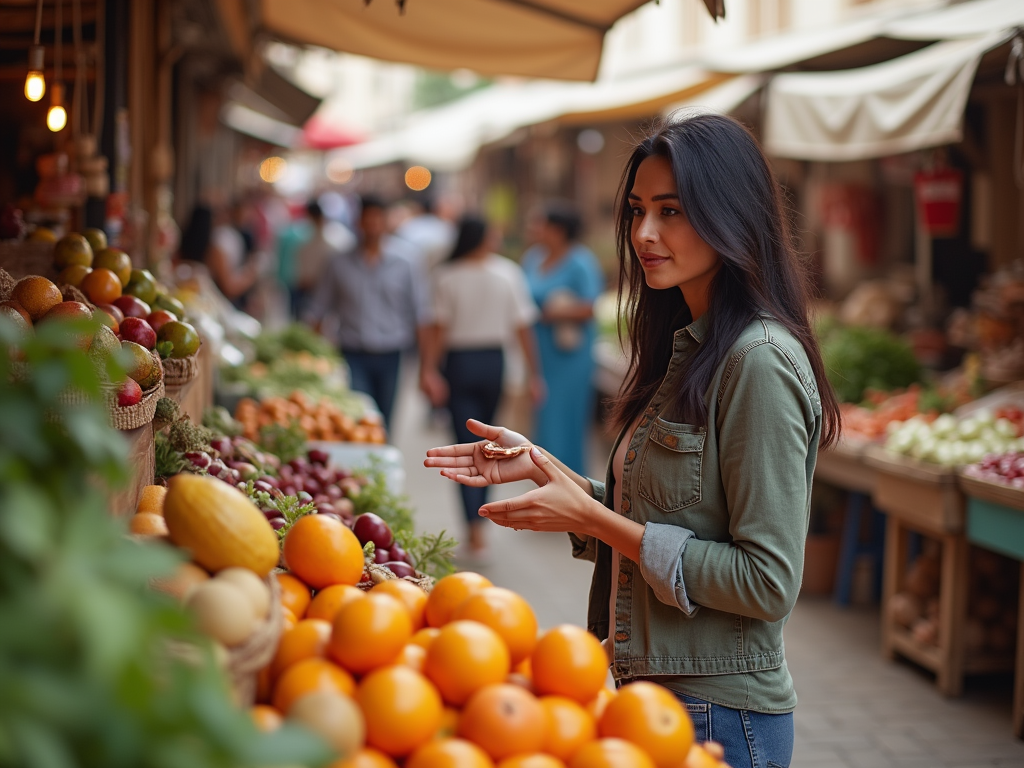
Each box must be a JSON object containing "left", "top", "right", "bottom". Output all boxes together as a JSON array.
[{"left": 914, "top": 167, "right": 963, "bottom": 238}]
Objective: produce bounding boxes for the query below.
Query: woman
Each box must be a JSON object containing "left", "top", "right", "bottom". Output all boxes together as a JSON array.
[
  {"left": 521, "top": 203, "right": 604, "bottom": 475},
  {"left": 425, "top": 115, "right": 841, "bottom": 768},
  {"left": 420, "top": 215, "right": 545, "bottom": 560},
  {"left": 178, "top": 203, "right": 260, "bottom": 309}
]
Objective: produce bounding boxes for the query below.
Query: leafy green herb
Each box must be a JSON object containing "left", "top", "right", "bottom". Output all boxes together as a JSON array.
[
  {"left": 155, "top": 430, "right": 190, "bottom": 478},
  {"left": 351, "top": 458, "right": 414, "bottom": 534},
  {"left": 245, "top": 483, "right": 316, "bottom": 543},
  {"left": 202, "top": 405, "right": 244, "bottom": 437},
  {"left": 819, "top": 325, "right": 922, "bottom": 404},
  {"left": 257, "top": 420, "right": 307, "bottom": 464},
  {"left": 394, "top": 529, "right": 458, "bottom": 580}
]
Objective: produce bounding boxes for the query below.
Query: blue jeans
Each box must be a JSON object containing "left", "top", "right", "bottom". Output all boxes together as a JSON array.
[
  {"left": 345, "top": 350, "right": 402, "bottom": 431},
  {"left": 676, "top": 694, "right": 793, "bottom": 768}
]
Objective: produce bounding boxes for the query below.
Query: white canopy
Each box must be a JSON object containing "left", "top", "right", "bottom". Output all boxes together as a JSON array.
[
  {"left": 884, "top": 0, "right": 1024, "bottom": 41},
  {"left": 763, "top": 32, "right": 1011, "bottom": 162}
]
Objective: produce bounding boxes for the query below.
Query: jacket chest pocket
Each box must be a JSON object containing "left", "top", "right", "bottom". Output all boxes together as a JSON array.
[{"left": 638, "top": 419, "right": 705, "bottom": 512}]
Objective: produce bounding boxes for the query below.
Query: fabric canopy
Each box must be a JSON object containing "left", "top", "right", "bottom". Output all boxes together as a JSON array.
[
  {"left": 884, "top": 0, "right": 1024, "bottom": 41},
  {"left": 763, "top": 32, "right": 1011, "bottom": 162},
  {"left": 259, "top": 0, "right": 721, "bottom": 82}
]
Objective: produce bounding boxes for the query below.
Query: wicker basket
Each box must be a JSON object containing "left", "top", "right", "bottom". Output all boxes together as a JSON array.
[
  {"left": 106, "top": 379, "right": 164, "bottom": 431},
  {"left": 357, "top": 562, "right": 434, "bottom": 593},
  {"left": 0, "top": 267, "right": 15, "bottom": 300},
  {"left": 227, "top": 573, "right": 283, "bottom": 706},
  {"left": 162, "top": 351, "right": 200, "bottom": 388},
  {"left": 0, "top": 241, "right": 57, "bottom": 281}
]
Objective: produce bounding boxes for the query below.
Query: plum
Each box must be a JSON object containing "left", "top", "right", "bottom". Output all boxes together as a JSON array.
[
  {"left": 383, "top": 561, "right": 416, "bottom": 578},
  {"left": 353, "top": 513, "right": 394, "bottom": 549},
  {"left": 307, "top": 448, "right": 330, "bottom": 466},
  {"left": 373, "top": 547, "right": 391, "bottom": 564}
]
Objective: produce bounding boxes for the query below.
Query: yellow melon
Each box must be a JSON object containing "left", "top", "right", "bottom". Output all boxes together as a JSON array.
[{"left": 163, "top": 474, "right": 279, "bottom": 576}]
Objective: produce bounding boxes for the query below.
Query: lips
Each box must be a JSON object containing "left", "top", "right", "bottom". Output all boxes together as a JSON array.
[{"left": 637, "top": 251, "right": 669, "bottom": 268}]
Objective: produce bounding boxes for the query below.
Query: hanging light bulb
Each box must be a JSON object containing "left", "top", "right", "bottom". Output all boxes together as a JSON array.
[
  {"left": 24, "top": 0, "right": 46, "bottom": 102},
  {"left": 47, "top": 83, "right": 67, "bottom": 132},
  {"left": 25, "top": 45, "right": 46, "bottom": 101}
]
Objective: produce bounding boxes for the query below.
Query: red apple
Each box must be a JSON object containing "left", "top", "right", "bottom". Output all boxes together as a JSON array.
[
  {"left": 97, "top": 303, "right": 124, "bottom": 324},
  {"left": 146, "top": 309, "right": 177, "bottom": 333},
  {"left": 113, "top": 295, "right": 152, "bottom": 319},
  {"left": 117, "top": 378, "right": 142, "bottom": 407},
  {"left": 119, "top": 317, "right": 157, "bottom": 349}
]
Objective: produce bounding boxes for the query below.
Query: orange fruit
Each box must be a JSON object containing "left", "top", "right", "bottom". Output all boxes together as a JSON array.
[
  {"left": 81, "top": 267, "right": 123, "bottom": 305},
  {"left": 568, "top": 740, "right": 655, "bottom": 768},
  {"left": 540, "top": 696, "right": 597, "bottom": 763},
  {"left": 407, "top": 739, "right": 494, "bottom": 768},
  {"left": 425, "top": 620, "right": 510, "bottom": 706},
  {"left": 129, "top": 512, "right": 168, "bottom": 537},
  {"left": 58, "top": 264, "right": 92, "bottom": 288},
  {"left": 356, "top": 665, "right": 443, "bottom": 757},
  {"left": 12, "top": 276, "right": 62, "bottom": 321},
  {"left": 281, "top": 605, "right": 298, "bottom": 630},
  {"left": 452, "top": 587, "right": 538, "bottom": 665},
  {"left": 498, "top": 756, "right": 566, "bottom": 768},
  {"left": 681, "top": 744, "right": 721, "bottom": 768},
  {"left": 515, "top": 658, "right": 532, "bottom": 679},
  {"left": 373, "top": 578, "right": 428, "bottom": 630},
  {"left": 251, "top": 704, "right": 283, "bottom": 732},
  {"left": 584, "top": 689, "right": 615, "bottom": 722},
  {"left": 276, "top": 572, "right": 312, "bottom": 619},
  {"left": 329, "top": 593, "right": 413, "bottom": 674},
  {"left": 330, "top": 748, "right": 401, "bottom": 768},
  {"left": 457, "top": 684, "right": 546, "bottom": 761},
  {"left": 284, "top": 514, "right": 364, "bottom": 589},
  {"left": 598, "top": 682, "right": 693, "bottom": 768},
  {"left": 411, "top": 627, "right": 441, "bottom": 650},
  {"left": 531, "top": 626, "right": 607, "bottom": 704},
  {"left": 308, "top": 583, "right": 366, "bottom": 622},
  {"left": 136, "top": 484, "right": 167, "bottom": 516},
  {"left": 271, "top": 618, "right": 332, "bottom": 679},
  {"left": 272, "top": 657, "right": 355, "bottom": 713},
  {"left": 396, "top": 643, "right": 427, "bottom": 673},
  {"left": 256, "top": 664, "right": 274, "bottom": 704},
  {"left": 425, "top": 572, "right": 492, "bottom": 628},
  {"left": 437, "top": 707, "right": 460, "bottom": 740}
]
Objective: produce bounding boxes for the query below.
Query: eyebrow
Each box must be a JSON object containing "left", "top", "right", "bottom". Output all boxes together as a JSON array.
[{"left": 627, "top": 192, "right": 680, "bottom": 201}]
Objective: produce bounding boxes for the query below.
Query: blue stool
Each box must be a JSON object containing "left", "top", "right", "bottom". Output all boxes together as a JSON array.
[{"left": 833, "top": 491, "right": 886, "bottom": 605}]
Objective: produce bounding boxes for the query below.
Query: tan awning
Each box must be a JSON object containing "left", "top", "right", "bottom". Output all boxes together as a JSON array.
[
  {"left": 258, "top": 0, "right": 722, "bottom": 82},
  {"left": 763, "top": 32, "right": 1011, "bottom": 162}
]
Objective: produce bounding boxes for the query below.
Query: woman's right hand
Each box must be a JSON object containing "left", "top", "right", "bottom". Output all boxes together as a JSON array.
[{"left": 424, "top": 420, "right": 546, "bottom": 488}]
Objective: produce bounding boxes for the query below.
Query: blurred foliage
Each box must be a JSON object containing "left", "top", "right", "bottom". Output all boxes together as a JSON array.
[
  {"left": 257, "top": 420, "right": 307, "bottom": 464},
  {"left": 0, "top": 317, "right": 332, "bottom": 768},
  {"left": 252, "top": 324, "right": 340, "bottom": 365},
  {"left": 817, "top": 320, "right": 922, "bottom": 404},
  {"left": 412, "top": 70, "right": 491, "bottom": 111}
]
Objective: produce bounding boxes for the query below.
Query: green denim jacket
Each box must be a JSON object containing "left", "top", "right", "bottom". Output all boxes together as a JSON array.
[{"left": 571, "top": 314, "right": 822, "bottom": 688}]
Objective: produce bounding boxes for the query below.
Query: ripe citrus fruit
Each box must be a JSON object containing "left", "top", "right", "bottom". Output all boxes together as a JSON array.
[
  {"left": 457, "top": 684, "right": 546, "bottom": 761},
  {"left": 83, "top": 227, "right": 107, "bottom": 253},
  {"left": 598, "top": 682, "right": 693, "bottom": 768},
  {"left": 54, "top": 233, "right": 93, "bottom": 269},
  {"left": 136, "top": 484, "right": 167, "bottom": 516},
  {"left": 93, "top": 247, "right": 132, "bottom": 286},
  {"left": 271, "top": 618, "right": 332, "bottom": 679},
  {"left": 425, "top": 572, "right": 492, "bottom": 628},
  {"left": 330, "top": 748, "right": 401, "bottom": 768},
  {"left": 411, "top": 627, "right": 440, "bottom": 650},
  {"left": 681, "top": 744, "right": 722, "bottom": 768},
  {"left": 425, "top": 620, "right": 510, "bottom": 706},
  {"left": 276, "top": 572, "right": 312, "bottom": 619},
  {"left": 272, "top": 657, "right": 355, "bottom": 713},
  {"left": 281, "top": 606, "right": 298, "bottom": 629},
  {"left": 585, "top": 689, "right": 615, "bottom": 721},
  {"left": 396, "top": 643, "right": 427, "bottom": 673},
  {"left": 129, "top": 512, "right": 168, "bottom": 537},
  {"left": 284, "top": 514, "right": 364, "bottom": 589},
  {"left": 373, "top": 579, "right": 428, "bottom": 630},
  {"left": 356, "top": 665, "right": 443, "bottom": 757},
  {"left": 498, "top": 756, "right": 566, "bottom": 768},
  {"left": 81, "top": 267, "right": 123, "bottom": 305},
  {"left": 540, "top": 696, "right": 597, "bottom": 762},
  {"left": 407, "top": 738, "right": 495, "bottom": 768},
  {"left": 329, "top": 593, "right": 413, "bottom": 674},
  {"left": 290, "top": 690, "right": 366, "bottom": 759},
  {"left": 12, "top": 276, "right": 62, "bottom": 321},
  {"left": 452, "top": 587, "right": 538, "bottom": 665},
  {"left": 568, "top": 739, "right": 655, "bottom": 768},
  {"left": 308, "top": 583, "right": 366, "bottom": 622},
  {"left": 58, "top": 264, "right": 92, "bottom": 287},
  {"left": 251, "top": 704, "right": 283, "bottom": 732},
  {"left": 531, "top": 626, "right": 608, "bottom": 703},
  {"left": 437, "top": 706, "right": 460, "bottom": 740}
]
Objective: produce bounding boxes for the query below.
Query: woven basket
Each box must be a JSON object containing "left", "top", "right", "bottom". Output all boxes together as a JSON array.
[
  {"left": 162, "top": 351, "right": 200, "bottom": 387},
  {"left": 227, "top": 573, "right": 283, "bottom": 706},
  {"left": 0, "top": 267, "right": 14, "bottom": 301},
  {"left": 357, "top": 562, "right": 434, "bottom": 593},
  {"left": 0, "top": 241, "right": 57, "bottom": 281},
  {"left": 107, "top": 379, "right": 164, "bottom": 430}
]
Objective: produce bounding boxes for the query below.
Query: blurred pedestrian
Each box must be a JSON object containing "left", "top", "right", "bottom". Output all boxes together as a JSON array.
[
  {"left": 426, "top": 114, "right": 843, "bottom": 768},
  {"left": 521, "top": 202, "right": 604, "bottom": 475},
  {"left": 420, "top": 215, "right": 543, "bottom": 560},
  {"left": 305, "top": 194, "right": 432, "bottom": 430},
  {"left": 275, "top": 203, "right": 314, "bottom": 318},
  {"left": 178, "top": 202, "right": 261, "bottom": 309},
  {"left": 395, "top": 192, "right": 457, "bottom": 273},
  {"left": 294, "top": 200, "right": 356, "bottom": 318}
]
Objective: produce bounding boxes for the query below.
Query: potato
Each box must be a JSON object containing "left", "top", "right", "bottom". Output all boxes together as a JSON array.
[
  {"left": 214, "top": 567, "right": 271, "bottom": 620},
  {"left": 187, "top": 580, "right": 258, "bottom": 647}
]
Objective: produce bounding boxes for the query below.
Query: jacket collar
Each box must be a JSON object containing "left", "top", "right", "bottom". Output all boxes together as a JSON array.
[{"left": 673, "top": 312, "right": 709, "bottom": 345}]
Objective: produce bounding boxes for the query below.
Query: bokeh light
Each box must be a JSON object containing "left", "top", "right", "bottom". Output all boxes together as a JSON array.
[
  {"left": 259, "top": 156, "right": 288, "bottom": 183},
  {"left": 577, "top": 129, "right": 605, "bottom": 154},
  {"left": 404, "top": 166, "right": 432, "bottom": 191},
  {"left": 326, "top": 156, "right": 354, "bottom": 185}
]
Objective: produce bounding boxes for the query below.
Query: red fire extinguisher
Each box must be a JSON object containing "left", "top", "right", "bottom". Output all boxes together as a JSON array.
[{"left": 914, "top": 167, "right": 963, "bottom": 238}]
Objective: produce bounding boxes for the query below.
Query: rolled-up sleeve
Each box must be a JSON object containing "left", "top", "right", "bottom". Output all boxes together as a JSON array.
[
  {"left": 639, "top": 523, "right": 699, "bottom": 616},
  {"left": 567, "top": 477, "right": 607, "bottom": 562}
]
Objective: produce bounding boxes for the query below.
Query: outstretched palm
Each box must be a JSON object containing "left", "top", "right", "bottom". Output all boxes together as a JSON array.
[{"left": 424, "top": 420, "right": 545, "bottom": 487}]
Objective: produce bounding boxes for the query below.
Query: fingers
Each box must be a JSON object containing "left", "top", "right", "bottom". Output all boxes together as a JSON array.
[
  {"left": 529, "top": 447, "right": 561, "bottom": 481},
  {"left": 424, "top": 454, "right": 478, "bottom": 468},
  {"left": 466, "top": 419, "right": 502, "bottom": 440},
  {"left": 479, "top": 492, "right": 537, "bottom": 518},
  {"left": 439, "top": 468, "right": 491, "bottom": 488},
  {"left": 425, "top": 442, "right": 479, "bottom": 458}
]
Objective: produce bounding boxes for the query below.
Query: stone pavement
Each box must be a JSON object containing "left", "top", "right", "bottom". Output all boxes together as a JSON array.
[{"left": 388, "top": 370, "right": 1024, "bottom": 768}]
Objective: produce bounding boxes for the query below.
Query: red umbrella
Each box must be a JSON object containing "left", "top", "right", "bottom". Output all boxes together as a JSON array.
[{"left": 301, "top": 114, "right": 366, "bottom": 150}]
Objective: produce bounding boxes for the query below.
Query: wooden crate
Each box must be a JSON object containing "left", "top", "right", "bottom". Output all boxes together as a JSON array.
[
  {"left": 816, "top": 438, "right": 878, "bottom": 494},
  {"left": 864, "top": 446, "right": 964, "bottom": 534},
  {"left": 106, "top": 424, "right": 155, "bottom": 517}
]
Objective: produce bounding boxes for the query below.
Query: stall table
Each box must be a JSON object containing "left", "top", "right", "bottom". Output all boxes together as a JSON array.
[
  {"left": 958, "top": 473, "right": 1024, "bottom": 738},
  {"left": 107, "top": 424, "right": 155, "bottom": 517}
]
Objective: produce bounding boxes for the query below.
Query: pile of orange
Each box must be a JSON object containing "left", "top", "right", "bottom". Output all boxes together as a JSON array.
[{"left": 249, "top": 562, "right": 731, "bottom": 768}]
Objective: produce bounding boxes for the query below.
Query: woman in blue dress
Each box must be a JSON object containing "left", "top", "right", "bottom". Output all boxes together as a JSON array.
[{"left": 522, "top": 202, "right": 605, "bottom": 475}]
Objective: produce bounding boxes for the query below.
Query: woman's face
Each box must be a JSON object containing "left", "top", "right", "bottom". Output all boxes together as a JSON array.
[{"left": 628, "top": 155, "right": 720, "bottom": 302}]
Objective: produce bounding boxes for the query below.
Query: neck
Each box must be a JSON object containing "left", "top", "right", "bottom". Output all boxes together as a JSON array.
[
  {"left": 363, "top": 236, "right": 382, "bottom": 258},
  {"left": 680, "top": 272, "right": 717, "bottom": 322}
]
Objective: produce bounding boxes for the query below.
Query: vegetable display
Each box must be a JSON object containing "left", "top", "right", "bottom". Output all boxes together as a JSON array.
[
  {"left": 819, "top": 324, "right": 922, "bottom": 404},
  {"left": 883, "top": 410, "right": 1024, "bottom": 467}
]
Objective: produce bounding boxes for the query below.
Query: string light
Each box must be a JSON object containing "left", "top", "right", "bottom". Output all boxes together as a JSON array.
[
  {"left": 46, "top": 0, "right": 66, "bottom": 132},
  {"left": 404, "top": 166, "right": 432, "bottom": 191},
  {"left": 24, "top": 0, "right": 45, "bottom": 101}
]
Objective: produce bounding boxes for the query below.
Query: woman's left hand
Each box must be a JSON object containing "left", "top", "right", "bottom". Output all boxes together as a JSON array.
[{"left": 479, "top": 447, "right": 600, "bottom": 534}]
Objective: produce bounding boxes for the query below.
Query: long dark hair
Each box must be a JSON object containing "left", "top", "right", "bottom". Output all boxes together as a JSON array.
[
  {"left": 448, "top": 215, "right": 488, "bottom": 261},
  {"left": 178, "top": 204, "right": 212, "bottom": 263},
  {"left": 612, "top": 114, "right": 840, "bottom": 448}
]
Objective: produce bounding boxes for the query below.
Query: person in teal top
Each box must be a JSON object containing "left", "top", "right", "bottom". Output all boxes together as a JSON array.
[{"left": 521, "top": 203, "right": 604, "bottom": 475}]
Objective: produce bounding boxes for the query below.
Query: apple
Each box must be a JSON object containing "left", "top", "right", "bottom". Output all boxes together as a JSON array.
[
  {"left": 353, "top": 513, "right": 394, "bottom": 550},
  {"left": 113, "top": 294, "right": 151, "bottom": 319},
  {"left": 119, "top": 317, "right": 157, "bottom": 349},
  {"left": 146, "top": 309, "right": 177, "bottom": 333},
  {"left": 117, "top": 378, "right": 142, "bottom": 407}
]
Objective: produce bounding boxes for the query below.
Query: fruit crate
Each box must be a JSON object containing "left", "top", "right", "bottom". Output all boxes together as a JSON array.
[
  {"left": 0, "top": 241, "right": 57, "bottom": 280},
  {"left": 815, "top": 436, "right": 879, "bottom": 494}
]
